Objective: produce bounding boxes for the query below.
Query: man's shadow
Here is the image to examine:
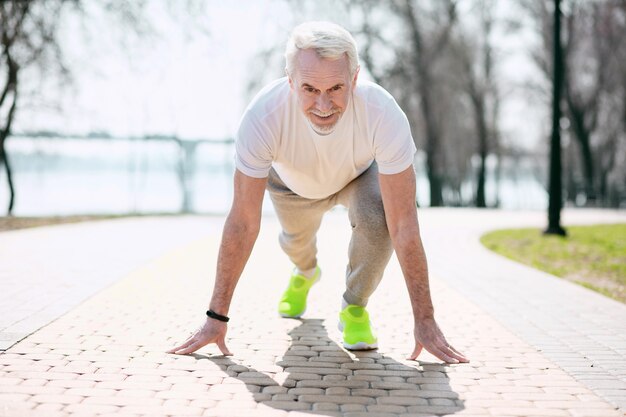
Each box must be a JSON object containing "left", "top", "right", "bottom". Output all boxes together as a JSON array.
[{"left": 191, "top": 319, "right": 464, "bottom": 416}]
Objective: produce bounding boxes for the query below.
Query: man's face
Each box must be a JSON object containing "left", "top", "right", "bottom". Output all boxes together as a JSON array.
[{"left": 289, "top": 49, "right": 359, "bottom": 135}]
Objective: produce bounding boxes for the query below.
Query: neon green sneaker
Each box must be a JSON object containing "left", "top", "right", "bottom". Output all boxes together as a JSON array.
[
  {"left": 339, "top": 304, "right": 378, "bottom": 350},
  {"left": 278, "top": 267, "right": 321, "bottom": 318}
]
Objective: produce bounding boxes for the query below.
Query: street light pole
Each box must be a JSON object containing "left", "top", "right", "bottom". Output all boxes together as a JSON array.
[{"left": 545, "top": 0, "right": 567, "bottom": 236}]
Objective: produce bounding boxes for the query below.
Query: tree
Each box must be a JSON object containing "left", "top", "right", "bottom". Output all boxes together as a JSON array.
[
  {"left": 1, "top": 1, "right": 73, "bottom": 215},
  {"left": 351, "top": 0, "right": 460, "bottom": 207},
  {"left": 452, "top": 0, "right": 500, "bottom": 208},
  {"left": 400, "top": 0, "right": 459, "bottom": 207},
  {"left": 521, "top": 0, "right": 626, "bottom": 207},
  {"left": 0, "top": 0, "right": 210, "bottom": 215},
  {"left": 564, "top": 1, "right": 626, "bottom": 207},
  {"left": 0, "top": 0, "right": 143, "bottom": 215}
]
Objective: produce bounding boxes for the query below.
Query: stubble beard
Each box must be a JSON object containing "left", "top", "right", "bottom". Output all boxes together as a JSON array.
[{"left": 308, "top": 110, "right": 341, "bottom": 136}]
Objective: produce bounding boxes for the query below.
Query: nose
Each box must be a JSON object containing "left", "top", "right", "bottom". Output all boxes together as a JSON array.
[{"left": 315, "top": 93, "right": 332, "bottom": 113}]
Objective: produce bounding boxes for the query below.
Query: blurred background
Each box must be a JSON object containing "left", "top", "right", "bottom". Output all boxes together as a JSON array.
[{"left": 0, "top": 0, "right": 624, "bottom": 217}]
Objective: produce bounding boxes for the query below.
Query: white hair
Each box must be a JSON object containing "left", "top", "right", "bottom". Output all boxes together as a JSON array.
[{"left": 285, "top": 21, "right": 359, "bottom": 77}]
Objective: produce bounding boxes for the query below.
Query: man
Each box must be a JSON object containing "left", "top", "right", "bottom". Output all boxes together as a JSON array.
[{"left": 169, "top": 22, "right": 468, "bottom": 364}]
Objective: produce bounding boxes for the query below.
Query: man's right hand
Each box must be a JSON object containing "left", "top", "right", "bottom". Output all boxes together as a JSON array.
[{"left": 167, "top": 319, "right": 232, "bottom": 356}]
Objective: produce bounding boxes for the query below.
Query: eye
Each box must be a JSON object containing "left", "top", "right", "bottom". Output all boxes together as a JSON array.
[
  {"left": 331, "top": 85, "right": 342, "bottom": 91},
  {"left": 303, "top": 87, "right": 318, "bottom": 96}
]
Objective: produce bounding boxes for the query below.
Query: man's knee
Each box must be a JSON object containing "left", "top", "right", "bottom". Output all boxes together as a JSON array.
[
  {"left": 280, "top": 231, "right": 315, "bottom": 247},
  {"left": 350, "top": 196, "right": 390, "bottom": 241}
]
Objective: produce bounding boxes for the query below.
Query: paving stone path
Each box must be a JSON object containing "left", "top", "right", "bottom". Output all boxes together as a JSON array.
[{"left": 0, "top": 208, "right": 624, "bottom": 417}]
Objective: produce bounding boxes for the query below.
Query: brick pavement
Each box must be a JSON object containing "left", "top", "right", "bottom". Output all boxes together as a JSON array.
[
  {"left": 0, "top": 209, "right": 625, "bottom": 417},
  {"left": 417, "top": 208, "right": 626, "bottom": 413},
  {"left": 0, "top": 216, "right": 223, "bottom": 351}
]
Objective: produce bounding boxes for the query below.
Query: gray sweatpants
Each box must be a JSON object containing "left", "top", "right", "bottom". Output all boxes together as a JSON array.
[{"left": 266, "top": 163, "right": 394, "bottom": 307}]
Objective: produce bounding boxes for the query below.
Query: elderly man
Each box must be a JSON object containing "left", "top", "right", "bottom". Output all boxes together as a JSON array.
[{"left": 169, "top": 22, "right": 468, "bottom": 364}]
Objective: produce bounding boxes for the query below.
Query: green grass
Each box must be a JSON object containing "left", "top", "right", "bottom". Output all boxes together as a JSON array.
[{"left": 480, "top": 224, "right": 626, "bottom": 304}]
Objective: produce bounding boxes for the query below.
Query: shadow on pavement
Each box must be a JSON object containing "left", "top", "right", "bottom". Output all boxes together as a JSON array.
[{"left": 194, "top": 319, "right": 464, "bottom": 416}]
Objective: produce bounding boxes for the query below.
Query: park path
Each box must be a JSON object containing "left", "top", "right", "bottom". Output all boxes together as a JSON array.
[{"left": 0, "top": 208, "right": 625, "bottom": 417}]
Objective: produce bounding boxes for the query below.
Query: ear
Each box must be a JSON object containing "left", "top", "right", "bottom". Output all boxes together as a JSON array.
[
  {"left": 286, "top": 68, "right": 294, "bottom": 91},
  {"left": 352, "top": 65, "right": 360, "bottom": 86}
]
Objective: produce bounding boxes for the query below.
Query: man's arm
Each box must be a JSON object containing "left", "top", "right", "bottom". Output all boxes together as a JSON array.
[
  {"left": 379, "top": 167, "right": 468, "bottom": 364},
  {"left": 168, "top": 169, "right": 267, "bottom": 355}
]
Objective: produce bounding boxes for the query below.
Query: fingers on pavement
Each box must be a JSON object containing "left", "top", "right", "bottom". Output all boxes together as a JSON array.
[
  {"left": 168, "top": 338, "right": 232, "bottom": 356},
  {"left": 447, "top": 344, "right": 470, "bottom": 363},
  {"left": 408, "top": 342, "right": 468, "bottom": 364},
  {"left": 175, "top": 340, "right": 206, "bottom": 355},
  {"left": 166, "top": 338, "right": 196, "bottom": 354},
  {"left": 407, "top": 344, "right": 423, "bottom": 361},
  {"left": 431, "top": 342, "right": 471, "bottom": 364}
]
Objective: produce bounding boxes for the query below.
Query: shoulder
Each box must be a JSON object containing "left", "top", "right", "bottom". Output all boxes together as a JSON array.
[
  {"left": 353, "top": 80, "right": 396, "bottom": 111},
  {"left": 236, "top": 78, "right": 291, "bottom": 150},
  {"left": 244, "top": 77, "right": 291, "bottom": 120}
]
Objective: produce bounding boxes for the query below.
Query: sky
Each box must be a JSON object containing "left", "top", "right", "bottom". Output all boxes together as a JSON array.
[
  {"left": 16, "top": 0, "right": 291, "bottom": 139},
  {"left": 14, "top": 0, "right": 547, "bottom": 149}
]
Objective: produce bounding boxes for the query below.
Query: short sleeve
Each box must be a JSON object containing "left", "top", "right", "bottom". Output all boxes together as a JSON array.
[
  {"left": 373, "top": 99, "right": 417, "bottom": 175},
  {"left": 234, "top": 112, "right": 274, "bottom": 178}
]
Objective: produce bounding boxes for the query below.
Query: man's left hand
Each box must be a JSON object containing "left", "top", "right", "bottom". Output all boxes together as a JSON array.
[{"left": 408, "top": 317, "right": 469, "bottom": 364}]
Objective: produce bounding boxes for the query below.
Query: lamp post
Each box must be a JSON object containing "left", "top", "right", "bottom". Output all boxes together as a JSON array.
[{"left": 545, "top": 0, "right": 567, "bottom": 236}]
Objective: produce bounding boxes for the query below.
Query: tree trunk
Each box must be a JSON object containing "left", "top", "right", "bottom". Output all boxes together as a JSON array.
[
  {"left": 0, "top": 142, "right": 15, "bottom": 214},
  {"left": 425, "top": 120, "right": 444, "bottom": 207},
  {"left": 475, "top": 154, "right": 487, "bottom": 208},
  {"left": 462, "top": 50, "right": 489, "bottom": 208},
  {"left": 473, "top": 95, "right": 488, "bottom": 208},
  {"left": 176, "top": 139, "right": 198, "bottom": 214},
  {"left": 403, "top": 0, "right": 444, "bottom": 206},
  {"left": 0, "top": 69, "right": 18, "bottom": 216},
  {"left": 567, "top": 99, "right": 596, "bottom": 203}
]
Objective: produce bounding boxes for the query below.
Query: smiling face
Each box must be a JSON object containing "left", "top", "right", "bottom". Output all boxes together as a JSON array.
[{"left": 288, "top": 49, "right": 359, "bottom": 135}]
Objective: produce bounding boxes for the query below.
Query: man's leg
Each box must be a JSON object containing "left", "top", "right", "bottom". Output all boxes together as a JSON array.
[
  {"left": 266, "top": 168, "right": 332, "bottom": 270},
  {"left": 334, "top": 163, "right": 393, "bottom": 349},
  {"left": 267, "top": 168, "right": 332, "bottom": 317},
  {"left": 337, "top": 163, "right": 394, "bottom": 307}
]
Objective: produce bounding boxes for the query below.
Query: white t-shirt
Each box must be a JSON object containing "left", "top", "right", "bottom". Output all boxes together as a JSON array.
[{"left": 235, "top": 77, "right": 416, "bottom": 199}]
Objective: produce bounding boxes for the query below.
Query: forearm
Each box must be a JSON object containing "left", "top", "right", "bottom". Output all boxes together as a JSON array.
[
  {"left": 168, "top": 171, "right": 264, "bottom": 356},
  {"left": 208, "top": 213, "right": 260, "bottom": 315},
  {"left": 391, "top": 224, "right": 434, "bottom": 320}
]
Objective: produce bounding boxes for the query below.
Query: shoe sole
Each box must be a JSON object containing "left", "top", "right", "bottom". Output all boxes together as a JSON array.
[
  {"left": 338, "top": 322, "right": 378, "bottom": 350},
  {"left": 279, "top": 311, "right": 305, "bottom": 319},
  {"left": 343, "top": 341, "right": 378, "bottom": 350}
]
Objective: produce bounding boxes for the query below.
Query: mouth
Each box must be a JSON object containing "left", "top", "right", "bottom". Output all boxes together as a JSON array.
[{"left": 310, "top": 110, "right": 339, "bottom": 124}]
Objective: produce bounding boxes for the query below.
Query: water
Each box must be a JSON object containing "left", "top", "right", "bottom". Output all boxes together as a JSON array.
[
  {"left": 0, "top": 136, "right": 548, "bottom": 216},
  {"left": 1, "top": 137, "right": 237, "bottom": 216}
]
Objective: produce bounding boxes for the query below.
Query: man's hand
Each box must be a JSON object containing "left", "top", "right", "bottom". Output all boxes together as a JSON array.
[
  {"left": 167, "top": 319, "right": 232, "bottom": 356},
  {"left": 408, "top": 317, "right": 469, "bottom": 364}
]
